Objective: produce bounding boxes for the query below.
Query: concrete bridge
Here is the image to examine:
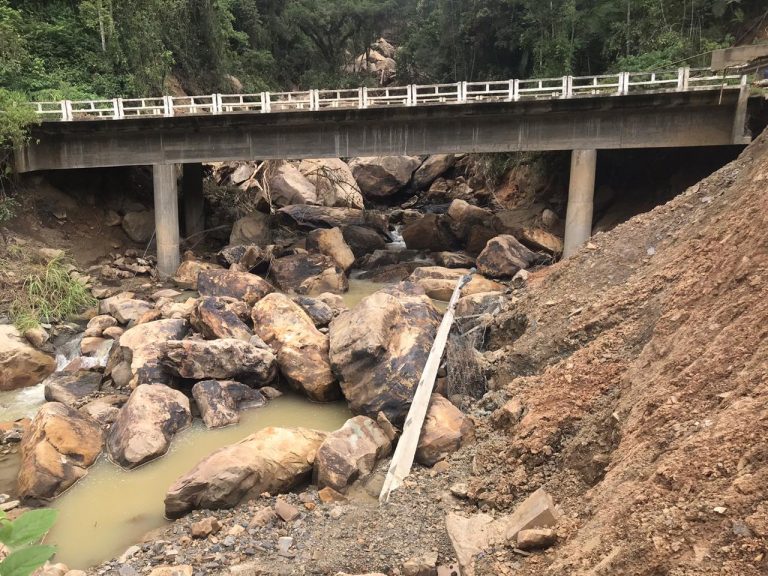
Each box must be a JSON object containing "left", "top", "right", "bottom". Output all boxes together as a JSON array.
[{"left": 14, "top": 68, "right": 764, "bottom": 275}]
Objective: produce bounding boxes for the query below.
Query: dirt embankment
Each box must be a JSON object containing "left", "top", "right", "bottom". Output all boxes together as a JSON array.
[{"left": 473, "top": 131, "right": 768, "bottom": 574}]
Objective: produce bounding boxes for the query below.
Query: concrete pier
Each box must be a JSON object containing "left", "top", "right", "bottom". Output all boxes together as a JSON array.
[
  {"left": 182, "top": 163, "right": 205, "bottom": 239},
  {"left": 563, "top": 149, "right": 597, "bottom": 258},
  {"left": 153, "top": 164, "right": 180, "bottom": 277}
]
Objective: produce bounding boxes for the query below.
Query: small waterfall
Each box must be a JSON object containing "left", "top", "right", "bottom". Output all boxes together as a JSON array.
[{"left": 386, "top": 225, "right": 406, "bottom": 251}]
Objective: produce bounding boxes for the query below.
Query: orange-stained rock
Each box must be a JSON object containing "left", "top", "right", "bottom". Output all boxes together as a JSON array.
[
  {"left": 18, "top": 403, "right": 103, "bottom": 500},
  {"left": 407, "top": 266, "right": 504, "bottom": 301},
  {"left": 314, "top": 416, "right": 391, "bottom": 493},
  {"left": 0, "top": 326, "right": 56, "bottom": 392},
  {"left": 106, "top": 384, "right": 191, "bottom": 469},
  {"left": 252, "top": 293, "right": 337, "bottom": 401},
  {"left": 164, "top": 426, "right": 328, "bottom": 518},
  {"left": 197, "top": 269, "right": 274, "bottom": 306},
  {"left": 416, "top": 394, "right": 475, "bottom": 466}
]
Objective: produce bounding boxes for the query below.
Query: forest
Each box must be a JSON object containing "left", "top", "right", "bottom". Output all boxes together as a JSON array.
[{"left": 1, "top": 0, "right": 766, "bottom": 103}]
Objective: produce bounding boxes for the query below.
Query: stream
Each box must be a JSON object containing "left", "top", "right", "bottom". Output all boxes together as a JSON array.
[
  {"left": 0, "top": 274, "right": 444, "bottom": 569},
  {"left": 44, "top": 396, "right": 350, "bottom": 569}
]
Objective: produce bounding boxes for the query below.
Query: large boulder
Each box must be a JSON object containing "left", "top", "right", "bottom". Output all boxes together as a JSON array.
[
  {"left": 229, "top": 213, "right": 273, "bottom": 247},
  {"left": 0, "top": 326, "right": 56, "bottom": 391},
  {"left": 413, "top": 155, "right": 456, "bottom": 190},
  {"left": 434, "top": 252, "right": 475, "bottom": 269},
  {"left": 18, "top": 402, "right": 103, "bottom": 500},
  {"left": 269, "top": 164, "right": 318, "bottom": 206},
  {"left": 122, "top": 210, "right": 155, "bottom": 243},
  {"left": 278, "top": 205, "right": 388, "bottom": 234},
  {"left": 165, "top": 427, "right": 328, "bottom": 518},
  {"left": 269, "top": 254, "right": 348, "bottom": 296},
  {"left": 402, "top": 214, "right": 456, "bottom": 252},
  {"left": 107, "top": 384, "right": 192, "bottom": 469},
  {"left": 306, "top": 227, "right": 355, "bottom": 272},
  {"left": 517, "top": 227, "right": 564, "bottom": 256},
  {"left": 197, "top": 269, "right": 274, "bottom": 306},
  {"left": 163, "top": 339, "right": 276, "bottom": 384},
  {"left": 342, "top": 226, "right": 387, "bottom": 258},
  {"left": 252, "top": 294, "right": 337, "bottom": 401},
  {"left": 407, "top": 267, "right": 504, "bottom": 301},
  {"left": 314, "top": 416, "right": 392, "bottom": 493},
  {"left": 298, "top": 159, "right": 364, "bottom": 209},
  {"left": 415, "top": 394, "right": 475, "bottom": 466},
  {"left": 349, "top": 156, "right": 421, "bottom": 198},
  {"left": 43, "top": 371, "right": 102, "bottom": 407},
  {"left": 104, "top": 298, "right": 154, "bottom": 325},
  {"left": 446, "top": 199, "right": 494, "bottom": 242},
  {"left": 118, "top": 319, "right": 188, "bottom": 388},
  {"left": 174, "top": 260, "right": 223, "bottom": 290},
  {"left": 476, "top": 235, "right": 538, "bottom": 279},
  {"left": 190, "top": 297, "right": 252, "bottom": 342},
  {"left": 192, "top": 380, "right": 266, "bottom": 429},
  {"left": 329, "top": 283, "right": 441, "bottom": 424}
]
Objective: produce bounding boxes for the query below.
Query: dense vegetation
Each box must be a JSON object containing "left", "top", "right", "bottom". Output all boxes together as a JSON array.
[{"left": 1, "top": 0, "right": 765, "bottom": 103}]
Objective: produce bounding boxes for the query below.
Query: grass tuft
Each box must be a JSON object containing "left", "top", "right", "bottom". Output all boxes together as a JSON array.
[{"left": 10, "top": 255, "right": 97, "bottom": 331}]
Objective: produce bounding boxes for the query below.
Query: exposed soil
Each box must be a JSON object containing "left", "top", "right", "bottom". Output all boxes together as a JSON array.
[{"left": 79, "top": 131, "right": 768, "bottom": 576}]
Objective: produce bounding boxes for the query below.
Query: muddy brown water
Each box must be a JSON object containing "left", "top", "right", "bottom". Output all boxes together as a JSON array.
[
  {"left": 0, "top": 277, "right": 445, "bottom": 569},
  {"left": 45, "top": 396, "right": 351, "bottom": 569}
]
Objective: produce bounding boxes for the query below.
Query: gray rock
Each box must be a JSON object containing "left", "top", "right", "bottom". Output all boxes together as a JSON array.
[
  {"left": 122, "top": 211, "right": 155, "bottom": 244},
  {"left": 44, "top": 370, "right": 102, "bottom": 407}
]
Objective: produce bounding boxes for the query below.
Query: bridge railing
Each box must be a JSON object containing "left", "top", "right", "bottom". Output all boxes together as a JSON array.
[
  {"left": 463, "top": 80, "right": 511, "bottom": 102},
  {"left": 28, "top": 67, "right": 750, "bottom": 122},
  {"left": 120, "top": 98, "right": 166, "bottom": 117},
  {"left": 315, "top": 88, "right": 362, "bottom": 110},
  {"left": 220, "top": 93, "right": 265, "bottom": 113},
  {"left": 412, "top": 83, "right": 463, "bottom": 104},
  {"left": 364, "top": 86, "right": 412, "bottom": 107}
]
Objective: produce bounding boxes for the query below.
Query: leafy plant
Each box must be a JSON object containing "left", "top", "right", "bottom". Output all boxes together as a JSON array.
[
  {"left": 10, "top": 255, "right": 97, "bottom": 331},
  {"left": 0, "top": 194, "right": 19, "bottom": 224},
  {"left": 0, "top": 509, "right": 57, "bottom": 576}
]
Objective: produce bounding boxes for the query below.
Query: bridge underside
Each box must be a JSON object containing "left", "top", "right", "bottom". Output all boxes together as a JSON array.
[{"left": 14, "top": 90, "right": 758, "bottom": 173}]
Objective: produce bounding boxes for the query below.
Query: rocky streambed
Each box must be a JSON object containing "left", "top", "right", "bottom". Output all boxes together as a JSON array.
[{"left": 0, "top": 154, "right": 564, "bottom": 575}]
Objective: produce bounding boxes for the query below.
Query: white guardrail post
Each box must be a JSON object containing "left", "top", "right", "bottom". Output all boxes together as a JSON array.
[
  {"left": 212, "top": 94, "right": 222, "bottom": 115},
  {"left": 311, "top": 89, "right": 320, "bottom": 111},
  {"left": 677, "top": 67, "right": 690, "bottom": 92},
  {"left": 562, "top": 76, "right": 574, "bottom": 98},
  {"left": 163, "top": 95, "right": 173, "bottom": 117},
  {"left": 619, "top": 72, "right": 630, "bottom": 95}
]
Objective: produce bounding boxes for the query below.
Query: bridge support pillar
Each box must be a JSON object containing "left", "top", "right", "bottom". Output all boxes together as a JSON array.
[
  {"left": 153, "top": 164, "right": 181, "bottom": 278},
  {"left": 563, "top": 149, "right": 597, "bottom": 258},
  {"left": 182, "top": 163, "right": 205, "bottom": 239}
]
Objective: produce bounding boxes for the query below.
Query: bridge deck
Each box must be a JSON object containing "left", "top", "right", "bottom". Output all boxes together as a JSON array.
[{"left": 15, "top": 88, "right": 756, "bottom": 173}]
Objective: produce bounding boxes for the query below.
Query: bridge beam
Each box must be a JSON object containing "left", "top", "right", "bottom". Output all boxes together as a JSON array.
[
  {"left": 182, "top": 163, "right": 205, "bottom": 239},
  {"left": 153, "top": 164, "right": 181, "bottom": 278},
  {"left": 563, "top": 149, "right": 597, "bottom": 258}
]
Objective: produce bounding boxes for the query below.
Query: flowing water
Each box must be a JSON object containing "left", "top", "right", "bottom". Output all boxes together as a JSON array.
[
  {"left": 44, "top": 396, "right": 351, "bottom": 569},
  {"left": 0, "top": 385, "right": 46, "bottom": 422}
]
